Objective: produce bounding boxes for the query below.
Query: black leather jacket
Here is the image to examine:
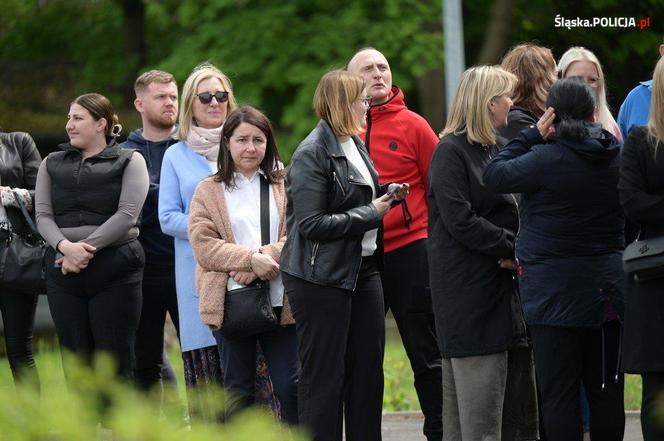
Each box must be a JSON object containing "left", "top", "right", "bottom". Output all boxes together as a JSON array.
[
  {"left": 281, "top": 119, "right": 385, "bottom": 290},
  {"left": 0, "top": 132, "right": 42, "bottom": 236}
]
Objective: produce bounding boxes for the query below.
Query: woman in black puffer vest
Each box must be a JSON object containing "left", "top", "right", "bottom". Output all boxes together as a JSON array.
[{"left": 35, "top": 93, "right": 149, "bottom": 383}]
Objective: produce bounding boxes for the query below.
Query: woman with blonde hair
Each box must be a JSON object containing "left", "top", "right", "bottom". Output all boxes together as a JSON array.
[
  {"left": 429, "top": 65, "right": 537, "bottom": 440},
  {"left": 158, "top": 63, "right": 276, "bottom": 420},
  {"left": 280, "top": 69, "right": 407, "bottom": 441},
  {"left": 558, "top": 46, "right": 622, "bottom": 139},
  {"left": 499, "top": 43, "right": 558, "bottom": 140},
  {"left": 620, "top": 56, "right": 664, "bottom": 441}
]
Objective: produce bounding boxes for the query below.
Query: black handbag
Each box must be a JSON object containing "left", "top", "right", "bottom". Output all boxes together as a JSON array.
[
  {"left": 0, "top": 191, "right": 46, "bottom": 294},
  {"left": 622, "top": 235, "right": 664, "bottom": 281},
  {"left": 219, "top": 176, "right": 279, "bottom": 340}
]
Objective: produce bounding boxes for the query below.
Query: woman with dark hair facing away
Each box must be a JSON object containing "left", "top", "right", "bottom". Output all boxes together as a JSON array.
[
  {"left": 429, "top": 65, "right": 537, "bottom": 441},
  {"left": 35, "top": 93, "right": 149, "bottom": 381},
  {"left": 0, "top": 128, "right": 42, "bottom": 387},
  {"left": 280, "top": 69, "right": 408, "bottom": 441},
  {"left": 499, "top": 43, "right": 558, "bottom": 140},
  {"left": 188, "top": 105, "right": 298, "bottom": 424},
  {"left": 484, "top": 78, "right": 625, "bottom": 441},
  {"left": 619, "top": 56, "right": 664, "bottom": 441}
]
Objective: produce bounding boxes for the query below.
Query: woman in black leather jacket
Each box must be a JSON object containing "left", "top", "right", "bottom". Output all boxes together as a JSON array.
[
  {"left": 0, "top": 130, "right": 42, "bottom": 387},
  {"left": 280, "top": 70, "right": 407, "bottom": 441}
]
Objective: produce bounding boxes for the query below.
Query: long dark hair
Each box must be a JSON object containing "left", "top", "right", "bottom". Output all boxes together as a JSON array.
[
  {"left": 214, "top": 105, "right": 281, "bottom": 188},
  {"left": 545, "top": 78, "right": 596, "bottom": 141}
]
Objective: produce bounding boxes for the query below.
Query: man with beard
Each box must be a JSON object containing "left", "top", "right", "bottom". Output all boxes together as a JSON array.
[
  {"left": 348, "top": 48, "right": 442, "bottom": 441},
  {"left": 121, "top": 70, "right": 181, "bottom": 395}
]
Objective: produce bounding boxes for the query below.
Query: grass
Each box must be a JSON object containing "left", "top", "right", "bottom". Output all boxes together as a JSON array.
[{"left": 0, "top": 331, "right": 643, "bottom": 413}]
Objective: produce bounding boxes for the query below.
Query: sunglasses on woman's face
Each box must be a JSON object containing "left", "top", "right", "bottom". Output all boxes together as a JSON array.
[{"left": 196, "top": 91, "right": 229, "bottom": 104}]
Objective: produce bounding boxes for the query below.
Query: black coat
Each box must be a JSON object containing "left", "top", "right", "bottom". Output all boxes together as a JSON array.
[
  {"left": 281, "top": 119, "right": 385, "bottom": 290},
  {"left": 484, "top": 126, "right": 624, "bottom": 327},
  {"left": 619, "top": 125, "right": 664, "bottom": 373},
  {"left": 428, "top": 133, "right": 527, "bottom": 358},
  {"left": 498, "top": 106, "right": 538, "bottom": 142},
  {"left": 0, "top": 132, "right": 42, "bottom": 236}
]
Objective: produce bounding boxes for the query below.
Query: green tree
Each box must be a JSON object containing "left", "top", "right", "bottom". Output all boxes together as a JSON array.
[{"left": 158, "top": 0, "right": 443, "bottom": 160}]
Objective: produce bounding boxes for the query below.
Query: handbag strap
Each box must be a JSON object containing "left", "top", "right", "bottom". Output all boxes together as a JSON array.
[
  {"left": 260, "top": 175, "right": 270, "bottom": 246},
  {"left": 12, "top": 190, "right": 40, "bottom": 237}
]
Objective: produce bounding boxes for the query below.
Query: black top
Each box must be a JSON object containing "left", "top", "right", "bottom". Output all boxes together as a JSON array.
[
  {"left": 427, "top": 132, "right": 527, "bottom": 358},
  {"left": 498, "top": 106, "right": 538, "bottom": 141},
  {"left": 484, "top": 125, "right": 624, "bottom": 327},
  {"left": 46, "top": 140, "right": 134, "bottom": 228},
  {"left": 121, "top": 129, "right": 178, "bottom": 264},
  {"left": 619, "top": 125, "right": 664, "bottom": 372}
]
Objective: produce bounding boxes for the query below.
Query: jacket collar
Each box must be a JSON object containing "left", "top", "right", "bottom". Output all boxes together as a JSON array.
[
  {"left": 58, "top": 138, "right": 123, "bottom": 159},
  {"left": 368, "top": 86, "right": 406, "bottom": 120},
  {"left": 316, "top": 119, "right": 364, "bottom": 159},
  {"left": 315, "top": 119, "right": 379, "bottom": 188}
]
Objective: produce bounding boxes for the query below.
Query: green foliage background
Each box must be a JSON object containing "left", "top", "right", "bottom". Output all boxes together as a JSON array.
[{"left": 0, "top": 0, "right": 661, "bottom": 158}]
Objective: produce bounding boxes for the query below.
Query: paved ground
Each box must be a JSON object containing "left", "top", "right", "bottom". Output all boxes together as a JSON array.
[{"left": 381, "top": 411, "right": 643, "bottom": 440}]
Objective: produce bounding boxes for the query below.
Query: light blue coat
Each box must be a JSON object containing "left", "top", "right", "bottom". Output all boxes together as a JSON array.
[{"left": 158, "top": 141, "right": 216, "bottom": 352}]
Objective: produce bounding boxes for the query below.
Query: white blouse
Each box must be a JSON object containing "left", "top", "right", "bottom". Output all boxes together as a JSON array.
[
  {"left": 223, "top": 172, "right": 283, "bottom": 306},
  {"left": 339, "top": 138, "right": 377, "bottom": 257}
]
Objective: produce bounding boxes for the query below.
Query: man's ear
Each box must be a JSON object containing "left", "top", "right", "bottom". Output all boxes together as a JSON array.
[
  {"left": 133, "top": 96, "right": 143, "bottom": 113},
  {"left": 659, "top": 44, "right": 664, "bottom": 58}
]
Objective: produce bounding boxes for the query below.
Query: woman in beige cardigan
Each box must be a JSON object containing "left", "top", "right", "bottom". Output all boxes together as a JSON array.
[{"left": 188, "top": 106, "right": 297, "bottom": 424}]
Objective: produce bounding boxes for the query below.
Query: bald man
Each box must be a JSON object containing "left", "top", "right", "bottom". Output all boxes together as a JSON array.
[{"left": 348, "top": 47, "right": 442, "bottom": 441}]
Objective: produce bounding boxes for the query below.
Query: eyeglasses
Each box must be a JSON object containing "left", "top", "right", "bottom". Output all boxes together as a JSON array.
[
  {"left": 197, "top": 91, "right": 229, "bottom": 104},
  {"left": 358, "top": 96, "right": 372, "bottom": 107}
]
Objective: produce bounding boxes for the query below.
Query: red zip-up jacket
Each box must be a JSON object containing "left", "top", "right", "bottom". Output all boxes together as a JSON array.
[{"left": 360, "top": 86, "right": 439, "bottom": 253}]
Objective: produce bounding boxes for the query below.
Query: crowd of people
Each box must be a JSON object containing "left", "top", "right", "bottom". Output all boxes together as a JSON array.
[{"left": 0, "top": 40, "right": 663, "bottom": 441}]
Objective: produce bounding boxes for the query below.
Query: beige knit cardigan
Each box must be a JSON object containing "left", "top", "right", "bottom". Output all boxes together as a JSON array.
[{"left": 188, "top": 174, "right": 294, "bottom": 330}]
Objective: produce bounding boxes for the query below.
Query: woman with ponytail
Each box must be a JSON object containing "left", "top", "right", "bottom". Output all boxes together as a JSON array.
[
  {"left": 35, "top": 93, "right": 149, "bottom": 382},
  {"left": 484, "top": 78, "right": 626, "bottom": 440}
]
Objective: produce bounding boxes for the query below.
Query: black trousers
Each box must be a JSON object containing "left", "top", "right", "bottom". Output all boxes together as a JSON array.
[
  {"left": 283, "top": 257, "right": 385, "bottom": 441},
  {"left": 215, "top": 323, "right": 299, "bottom": 424},
  {"left": 530, "top": 321, "right": 624, "bottom": 441},
  {"left": 134, "top": 259, "right": 180, "bottom": 391},
  {"left": 0, "top": 289, "right": 39, "bottom": 385},
  {"left": 46, "top": 241, "right": 144, "bottom": 380},
  {"left": 382, "top": 239, "right": 443, "bottom": 441},
  {"left": 641, "top": 372, "right": 664, "bottom": 440}
]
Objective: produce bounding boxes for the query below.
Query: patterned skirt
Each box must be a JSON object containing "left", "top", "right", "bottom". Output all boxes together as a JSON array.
[{"left": 181, "top": 344, "right": 279, "bottom": 422}]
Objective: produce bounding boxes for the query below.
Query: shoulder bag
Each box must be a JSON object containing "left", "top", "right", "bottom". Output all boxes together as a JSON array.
[
  {"left": 219, "top": 176, "right": 279, "bottom": 340},
  {"left": 0, "top": 190, "right": 46, "bottom": 294},
  {"left": 622, "top": 235, "right": 664, "bottom": 282}
]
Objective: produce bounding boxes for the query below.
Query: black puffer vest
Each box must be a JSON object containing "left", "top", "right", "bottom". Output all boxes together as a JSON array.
[{"left": 46, "top": 140, "right": 134, "bottom": 227}]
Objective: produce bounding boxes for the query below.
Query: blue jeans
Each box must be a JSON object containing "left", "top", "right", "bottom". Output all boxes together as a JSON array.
[{"left": 214, "top": 322, "right": 298, "bottom": 425}]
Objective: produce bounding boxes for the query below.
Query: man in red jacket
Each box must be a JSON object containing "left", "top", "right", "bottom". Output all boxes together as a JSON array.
[{"left": 348, "top": 48, "right": 442, "bottom": 441}]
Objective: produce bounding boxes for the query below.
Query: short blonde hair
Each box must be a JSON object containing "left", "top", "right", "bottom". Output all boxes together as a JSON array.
[
  {"left": 177, "top": 62, "right": 237, "bottom": 140},
  {"left": 558, "top": 47, "right": 617, "bottom": 134},
  {"left": 442, "top": 66, "right": 517, "bottom": 145},
  {"left": 648, "top": 56, "right": 664, "bottom": 147},
  {"left": 134, "top": 70, "right": 176, "bottom": 96},
  {"left": 313, "top": 70, "right": 365, "bottom": 137}
]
